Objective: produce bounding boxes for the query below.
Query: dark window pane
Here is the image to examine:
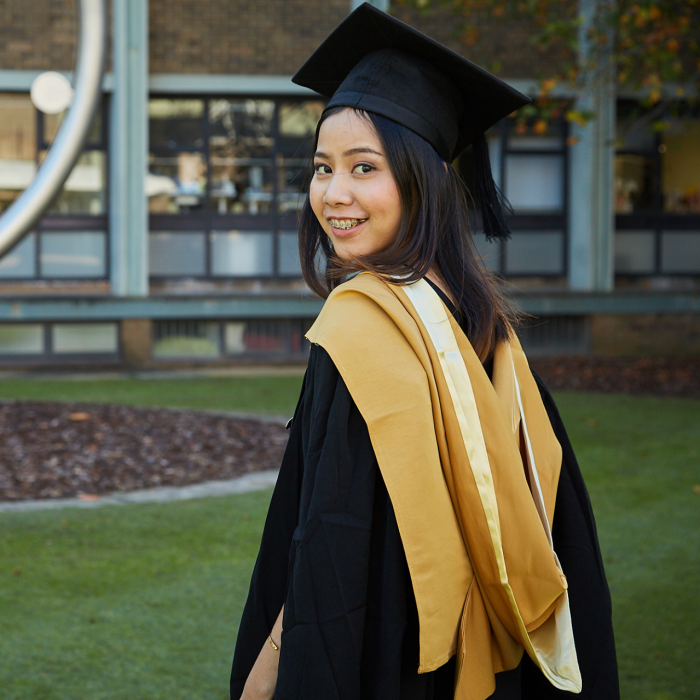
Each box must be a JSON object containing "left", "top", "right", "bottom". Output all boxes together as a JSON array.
[
  {"left": 148, "top": 152, "right": 206, "bottom": 213},
  {"left": 279, "top": 232, "right": 301, "bottom": 275},
  {"left": 505, "top": 154, "right": 564, "bottom": 213},
  {"left": 209, "top": 99, "right": 274, "bottom": 214},
  {"left": 505, "top": 231, "right": 564, "bottom": 275},
  {"left": 40, "top": 231, "right": 106, "bottom": 278},
  {"left": 615, "top": 231, "right": 655, "bottom": 274},
  {"left": 149, "top": 232, "right": 206, "bottom": 276},
  {"left": 149, "top": 99, "right": 204, "bottom": 149},
  {"left": 661, "top": 231, "right": 700, "bottom": 273}
]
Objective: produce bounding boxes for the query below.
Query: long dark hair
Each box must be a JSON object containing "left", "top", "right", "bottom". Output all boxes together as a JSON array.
[{"left": 298, "top": 107, "right": 517, "bottom": 361}]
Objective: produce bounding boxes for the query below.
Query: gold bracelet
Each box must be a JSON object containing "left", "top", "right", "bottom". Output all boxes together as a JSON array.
[{"left": 267, "top": 635, "right": 279, "bottom": 652}]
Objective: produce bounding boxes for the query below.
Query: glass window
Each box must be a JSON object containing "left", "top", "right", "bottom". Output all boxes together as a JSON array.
[
  {"left": 149, "top": 232, "right": 206, "bottom": 276},
  {"left": 153, "top": 320, "right": 220, "bottom": 359},
  {"left": 615, "top": 231, "right": 656, "bottom": 274},
  {"left": 0, "top": 233, "right": 36, "bottom": 278},
  {"left": 149, "top": 99, "right": 205, "bottom": 149},
  {"left": 0, "top": 324, "right": 44, "bottom": 354},
  {"left": 615, "top": 153, "right": 657, "bottom": 213},
  {"left": 224, "top": 320, "right": 306, "bottom": 356},
  {"left": 43, "top": 150, "right": 107, "bottom": 214},
  {"left": 209, "top": 99, "right": 274, "bottom": 214},
  {"left": 662, "top": 120, "right": 700, "bottom": 213},
  {"left": 0, "top": 93, "right": 36, "bottom": 214},
  {"left": 505, "top": 231, "right": 564, "bottom": 275},
  {"left": 40, "top": 231, "right": 106, "bottom": 278},
  {"left": 661, "top": 232, "right": 700, "bottom": 274},
  {"left": 505, "top": 155, "right": 564, "bottom": 213},
  {"left": 210, "top": 231, "right": 273, "bottom": 276},
  {"left": 52, "top": 323, "right": 118, "bottom": 353},
  {"left": 279, "top": 232, "right": 302, "bottom": 276},
  {"left": 148, "top": 152, "right": 206, "bottom": 213},
  {"left": 278, "top": 101, "right": 325, "bottom": 213}
]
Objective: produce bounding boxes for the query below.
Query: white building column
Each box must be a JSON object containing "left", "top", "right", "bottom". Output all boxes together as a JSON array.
[
  {"left": 109, "top": 0, "right": 148, "bottom": 297},
  {"left": 567, "top": 0, "right": 616, "bottom": 292}
]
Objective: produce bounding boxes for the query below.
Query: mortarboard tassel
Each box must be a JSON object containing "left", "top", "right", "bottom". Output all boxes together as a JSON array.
[{"left": 473, "top": 133, "right": 513, "bottom": 241}]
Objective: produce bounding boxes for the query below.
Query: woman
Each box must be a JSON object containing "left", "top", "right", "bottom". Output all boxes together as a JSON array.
[{"left": 230, "top": 5, "right": 619, "bottom": 700}]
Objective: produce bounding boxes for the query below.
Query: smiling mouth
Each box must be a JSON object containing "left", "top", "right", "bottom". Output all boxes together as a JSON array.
[{"left": 328, "top": 218, "right": 368, "bottom": 230}]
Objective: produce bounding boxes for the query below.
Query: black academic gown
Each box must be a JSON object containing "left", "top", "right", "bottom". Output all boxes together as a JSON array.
[{"left": 230, "top": 293, "right": 619, "bottom": 700}]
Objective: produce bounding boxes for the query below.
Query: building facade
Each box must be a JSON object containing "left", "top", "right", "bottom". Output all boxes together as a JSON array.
[{"left": 0, "top": 0, "right": 698, "bottom": 368}]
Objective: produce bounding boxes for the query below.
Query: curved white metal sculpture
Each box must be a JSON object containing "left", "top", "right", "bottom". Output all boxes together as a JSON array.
[{"left": 0, "top": 0, "right": 106, "bottom": 259}]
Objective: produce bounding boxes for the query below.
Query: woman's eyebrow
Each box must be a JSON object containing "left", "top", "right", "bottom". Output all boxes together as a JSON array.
[
  {"left": 343, "top": 147, "right": 383, "bottom": 157},
  {"left": 314, "top": 147, "right": 384, "bottom": 159}
]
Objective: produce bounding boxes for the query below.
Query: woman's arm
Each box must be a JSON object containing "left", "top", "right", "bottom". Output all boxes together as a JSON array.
[{"left": 240, "top": 605, "right": 284, "bottom": 700}]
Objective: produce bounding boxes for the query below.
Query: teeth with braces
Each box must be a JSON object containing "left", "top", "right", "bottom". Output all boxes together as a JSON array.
[{"left": 328, "top": 218, "right": 368, "bottom": 230}]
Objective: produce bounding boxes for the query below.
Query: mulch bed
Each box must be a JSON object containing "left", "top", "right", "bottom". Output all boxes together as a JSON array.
[
  {"left": 529, "top": 356, "right": 700, "bottom": 399},
  {"left": 0, "top": 403, "right": 289, "bottom": 502},
  {"left": 1, "top": 356, "right": 698, "bottom": 502}
]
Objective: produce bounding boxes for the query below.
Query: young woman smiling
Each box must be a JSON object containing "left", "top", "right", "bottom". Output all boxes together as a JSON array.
[{"left": 230, "top": 5, "right": 619, "bottom": 700}]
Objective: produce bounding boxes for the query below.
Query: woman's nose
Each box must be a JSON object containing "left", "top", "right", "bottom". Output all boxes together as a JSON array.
[{"left": 322, "top": 172, "right": 354, "bottom": 206}]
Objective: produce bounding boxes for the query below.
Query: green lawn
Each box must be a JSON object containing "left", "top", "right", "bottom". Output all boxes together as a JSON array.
[
  {"left": 0, "top": 375, "right": 304, "bottom": 415},
  {"left": 1, "top": 381, "right": 699, "bottom": 699}
]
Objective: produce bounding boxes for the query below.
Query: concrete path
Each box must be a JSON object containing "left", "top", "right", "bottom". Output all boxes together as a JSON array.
[{"left": 0, "top": 469, "right": 280, "bottom": 514}]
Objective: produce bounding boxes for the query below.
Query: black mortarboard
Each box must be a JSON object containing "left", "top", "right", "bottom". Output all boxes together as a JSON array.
[{"left": 292, "top": 2, "right": 531, "bottom": 239}]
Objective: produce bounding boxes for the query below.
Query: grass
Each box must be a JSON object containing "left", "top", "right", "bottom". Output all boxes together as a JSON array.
[
  {"left": 0, "top": 492, "right": 273, "bottom": 700},
  {"left": 0, "top": 375, "right": 304, "bottom": 415},
  {"left": 1, "top": 380, "right": 699, "bottom": 699}
]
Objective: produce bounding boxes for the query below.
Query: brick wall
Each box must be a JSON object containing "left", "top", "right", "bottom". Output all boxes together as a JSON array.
[
  {"left": 0, "top": 0, "right": 563, "bottom": 79},
  {"left": 149, "top": 0, "right": 349, "bottom": 74},
  {"left": 591, "top": 314, "right": 700, "bottom": 357},
  {"left": 0, "top": 0, "right": 77, "bottom": 71}
]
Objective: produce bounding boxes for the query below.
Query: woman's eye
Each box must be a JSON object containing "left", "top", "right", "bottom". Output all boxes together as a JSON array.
[
  {"left": 314, "top": 164, "right": 331, "bottom": 175},
  {"left": 353, "top": 163, "right": 374, "bottom": 175}
]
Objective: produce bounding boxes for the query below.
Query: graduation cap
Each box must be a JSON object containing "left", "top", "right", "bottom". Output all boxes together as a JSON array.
[{"left": 292, "top": 2, "right": 531, "bottom": 239}]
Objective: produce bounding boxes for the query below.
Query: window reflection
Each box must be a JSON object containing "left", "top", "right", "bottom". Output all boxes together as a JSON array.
[
  {"left": 209, "top": 99, "right": 274, "bottom": 214},
  {"left": 148, "top": 152, "right": 206, "bottom": 213},
  {"left": 149, "top": 99, "right": 205, "bottom": 149},
  {"left": 0, "top": 93, "right": 36, "bottom": 214},
  {"left": 662, "top": 121, "right": 700, "bottom": 213},
  {"left": 43, "top": 150, "right": 107, "bottom": 215},
  {"left": 278, "top": 101, "right": 324, "bottom": 212}
]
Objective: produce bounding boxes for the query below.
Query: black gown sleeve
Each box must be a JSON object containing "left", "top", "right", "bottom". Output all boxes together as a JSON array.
[
  {"left": 230, "top": 345, "right": 458, "bottom": 700},
  {"left": 521, "top": 372, "right": 620, "bottom": 699}
]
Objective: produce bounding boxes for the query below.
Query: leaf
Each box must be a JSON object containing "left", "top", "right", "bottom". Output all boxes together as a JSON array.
[{"left": 69, "top": 412, "right": 91, "bottom": 422}]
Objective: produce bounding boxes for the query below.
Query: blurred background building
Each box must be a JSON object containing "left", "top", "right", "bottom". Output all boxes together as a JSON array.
[{"left": 0, "top": 0, "right": 698, "bottom": 369}]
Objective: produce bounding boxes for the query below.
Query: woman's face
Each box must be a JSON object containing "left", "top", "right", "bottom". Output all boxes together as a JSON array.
[{"left": 310, "top": 109, "right": 402, "bottom": 260}]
